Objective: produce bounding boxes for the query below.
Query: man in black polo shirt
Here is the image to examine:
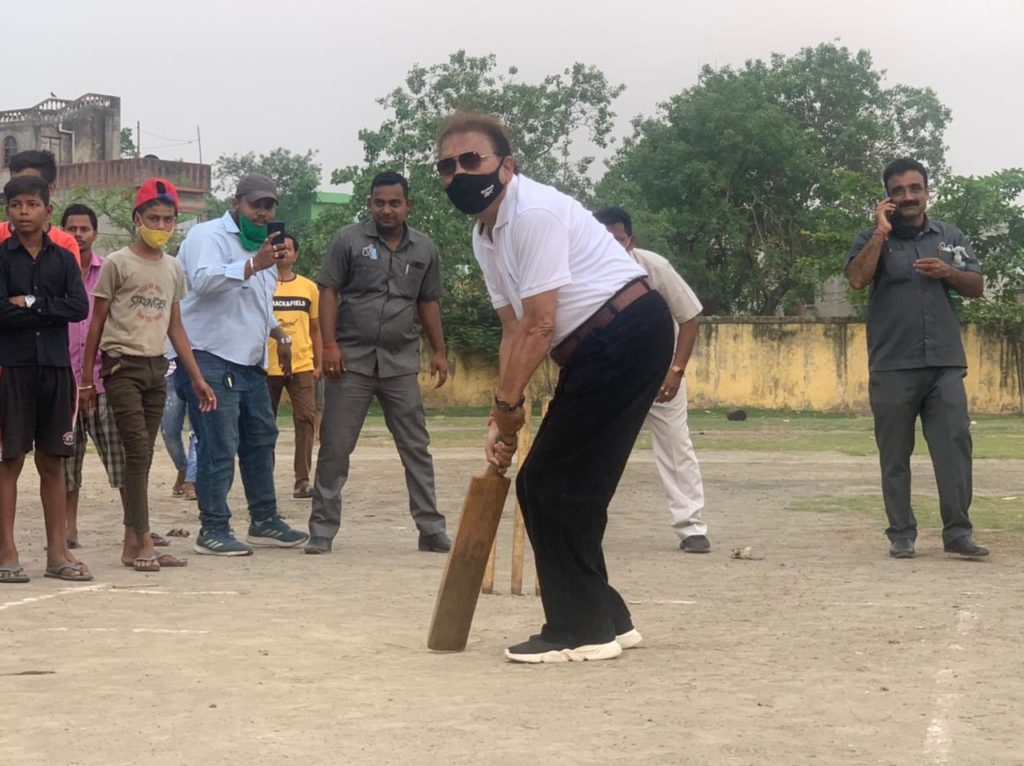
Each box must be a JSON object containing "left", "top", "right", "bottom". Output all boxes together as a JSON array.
[
  {"left": 307, "top": 171, "right": 450, "bottom": 554},
  {"left": 0, "top": 175, "right": 90, "bottom": 583},
  {"left": 846, "top": 157, "right": 988, "bottom": 560}
]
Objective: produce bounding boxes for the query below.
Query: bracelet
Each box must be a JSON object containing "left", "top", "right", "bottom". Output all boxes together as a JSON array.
[
  {"left": 248, "top": 257, "right": 255, "bottom": 275},
  {"left": 79, "top": 384, "right": 95, "bottom": 390},
  {"left": 322, "top": 342, "right": 339, "bottom": 349},
  {"left": 494, "top": 393, "right": 526, "bottom": 413}
]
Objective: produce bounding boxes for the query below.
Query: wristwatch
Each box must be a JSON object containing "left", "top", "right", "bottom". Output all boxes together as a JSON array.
[
  {"left": 670, "top": 364, "right": 684, "bottom": 375},
  {"left": 25, "top": 295, "right": 36, "bottom": 308},
  {"left": 276, "top": 336, "right": 293, "bottom": 345},
  {"left": 494, "top": 394, "right": 525, "bottom": 413}
]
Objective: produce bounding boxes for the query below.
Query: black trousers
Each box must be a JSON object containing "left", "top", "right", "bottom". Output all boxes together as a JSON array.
[
  {"left": 868, "top": 366, "right": 973, "bottom": 545},
  {"left": 516, "top": 291, "right": 673, "bottom": 646}
]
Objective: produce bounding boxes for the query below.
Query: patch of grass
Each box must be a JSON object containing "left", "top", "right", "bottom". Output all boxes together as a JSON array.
[
  {"left": 276, "top": 403, "right": 1024, "bottom": 458},
  {"left": 790, "top": 493, "right": 1024, "bottom": 533}
]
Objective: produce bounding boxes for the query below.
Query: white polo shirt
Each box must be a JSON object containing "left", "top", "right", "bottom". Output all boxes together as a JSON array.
[
  {"left": 472, "top": 175, "right": 646, "bottom": 346},
  {"left": 631, "top": 248, "right": 702, "bottom": 325}
]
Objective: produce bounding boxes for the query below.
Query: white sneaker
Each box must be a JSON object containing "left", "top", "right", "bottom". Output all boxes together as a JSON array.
[
  {"left": 616, "top": 628, "right": 643, "bottom": 649},
  {"left": 505, "top": 637, "right": 623, "bottom": 664}
]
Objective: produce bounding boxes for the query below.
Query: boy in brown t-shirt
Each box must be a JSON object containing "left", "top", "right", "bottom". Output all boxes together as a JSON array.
[{"left": 81, "top": 179, "right": 217, "bottom": 572}]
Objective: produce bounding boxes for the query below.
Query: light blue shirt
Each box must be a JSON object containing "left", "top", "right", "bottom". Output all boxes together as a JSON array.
[{"left": 178, "top": 211, "right": 278, "bottom": 367}]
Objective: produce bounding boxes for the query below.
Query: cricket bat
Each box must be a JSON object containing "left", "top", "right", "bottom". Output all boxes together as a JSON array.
[{"left": 427, "top": 463, "right": 511, "bottom": 652}]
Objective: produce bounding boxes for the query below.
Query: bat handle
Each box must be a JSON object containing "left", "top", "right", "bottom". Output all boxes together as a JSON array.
[{"left": 484, "top": 462, "right": 508, "bottom": 477}]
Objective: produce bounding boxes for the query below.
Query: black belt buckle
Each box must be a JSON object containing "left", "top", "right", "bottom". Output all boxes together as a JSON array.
[{"left": 223, "top": 371, "right": 235, "bottom": 389}]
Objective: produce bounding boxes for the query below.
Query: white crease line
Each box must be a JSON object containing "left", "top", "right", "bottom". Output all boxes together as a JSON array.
[
  {"left": 41, "top": 627, "right": 209, "bottom": 635},
  {"left": 111, "top": 590, "right": 239, "bottom": 596},
  {"left": 923, "top": 609, "right": 978, "bottom": 764},
  {"left": 627, "top": 599, "right": 697, "bottom": 605},
  {"left": 0, "top": 583, "right": 107, "bottom": 611}
]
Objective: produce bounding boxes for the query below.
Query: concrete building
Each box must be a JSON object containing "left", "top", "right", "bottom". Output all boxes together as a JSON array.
[{"left": 1, "top": 93, "right": 121, "bottom": 168}]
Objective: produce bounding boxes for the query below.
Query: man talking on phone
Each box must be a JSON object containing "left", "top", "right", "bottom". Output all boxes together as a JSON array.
[{"left": 845, "top": 157, "right": 987, "bottom": 560}]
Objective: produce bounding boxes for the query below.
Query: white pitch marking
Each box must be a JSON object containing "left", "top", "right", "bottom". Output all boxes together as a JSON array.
[
  {"left": 923, "top": 609, "right": 978, "bottom": 764},
  {"left": 41, "top": 627, "right": 209, "bottom": 635},
  {"left": 0, "top": 583, "right": 107, "bottom": 611},
  {"left": 627, "top": 599, "right": 697, "bottom": 605},
  {"left": 114, "top": 590, "right": 239, "bottom": 596}
]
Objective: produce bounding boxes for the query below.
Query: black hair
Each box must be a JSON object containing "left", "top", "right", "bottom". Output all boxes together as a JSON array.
[
  {"left": 437, "top": 111, "right": 520, "bottom": 175},
  {"left": 8, "top": 149, "right": 58, "bottom": 184},
  {"left": 883, "top": 157, "right": 929, "bottom": 192},
  {"left": 370, "top": 171, "right": 409, "bottom": 198},
  {"left": 284, "top": 233, "right": 299, "bottom": 253},
  {"left": 4, "top": 175, "right": 50, "bottom": 206},
  {"left": 61, "top": 202, "right": 98, "bottom": 230},
  {"left": 593, "top": 206, "right": 633, "bottom": 236}
]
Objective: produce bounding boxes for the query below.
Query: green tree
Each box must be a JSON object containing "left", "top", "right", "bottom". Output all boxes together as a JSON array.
[
  {"left": 932, "top": 169, "right": 1024, "bottom": 409},
  {"left": 212, "top": 148, "right": 322, "bottom": 254},
  {"left": 120, "top": 127, "right": 137, "bottom": 158},
  {"left": 599, "top": 43, "right": 952, "bottom": 315},
  {"left": 315, "top": 50, "right": 624, "bottom": 355}
]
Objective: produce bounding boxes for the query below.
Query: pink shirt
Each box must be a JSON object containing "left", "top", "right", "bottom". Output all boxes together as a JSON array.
[{"left": 68, "top": 250, "right": 105, "bottom": 393}]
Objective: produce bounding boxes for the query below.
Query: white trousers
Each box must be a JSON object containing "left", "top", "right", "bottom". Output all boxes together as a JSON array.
[{"left": 644, "top": 377, "right": 707, "bottom": 539}]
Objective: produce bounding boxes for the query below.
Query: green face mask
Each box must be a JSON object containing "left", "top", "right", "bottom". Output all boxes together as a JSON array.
[{"left": 237, "top": 212, "right": 267, "bottom": 252}]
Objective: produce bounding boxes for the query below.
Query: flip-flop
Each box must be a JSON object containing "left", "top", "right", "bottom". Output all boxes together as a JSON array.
[
  {"left": 44, "top": 562, "right": 94, "bottom": 582},
  {"left": 129, "top": 555, "right": 161, "bottom": 573},
  {"left": 151, "top": 532, "right": 170, "bottom": 547},
  {"left": 155, "top": 553, "right": 187, "bottom": 568},
  {"left": 0, "top": 565, "right": 30, "bottom": 584}
]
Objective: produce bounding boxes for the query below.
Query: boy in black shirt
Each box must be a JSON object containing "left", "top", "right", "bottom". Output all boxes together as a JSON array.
[{"left": 0, "top": 175, "right": 90, "bottom": 583}]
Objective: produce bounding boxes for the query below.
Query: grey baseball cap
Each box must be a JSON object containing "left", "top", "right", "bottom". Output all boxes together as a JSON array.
[{"left": 235, "top": 173, "right": 279, "bottom": 204}]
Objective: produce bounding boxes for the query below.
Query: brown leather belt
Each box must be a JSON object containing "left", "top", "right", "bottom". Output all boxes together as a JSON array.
[{"left": 549, "top": 277, "right": 653, "bottom": 367}]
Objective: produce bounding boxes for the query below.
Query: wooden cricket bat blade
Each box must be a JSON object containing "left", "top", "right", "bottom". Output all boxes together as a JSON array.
[{"left": 427, "top": 467, "right": 511, "bottom": 651}]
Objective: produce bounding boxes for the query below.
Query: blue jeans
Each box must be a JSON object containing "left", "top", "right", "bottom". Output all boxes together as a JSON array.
[
  {"left": 177, "top": 351, "right": 279, "bottom": 530},
  {"left": 160, "top": 380, "right": 197, "bottom": 483}
]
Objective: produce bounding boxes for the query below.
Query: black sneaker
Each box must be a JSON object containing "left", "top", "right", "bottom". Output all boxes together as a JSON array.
[
  {"left": 304, "top": 536, "right": 333, "bottom": 555},
  {"left": 418, "top": 531, "right": 451, "bottom": 553},
  {"left": 505, "top": 635, "right": 622, "bottom": 664},
  {"left": 943, "top": 536, "right": 989, "bottom": 557},
  {"left": 889, "top": 539, "right": 916, "bottom": 559},
  {"left": 679, "top": 535, "right": 711, "bottom": 553}
]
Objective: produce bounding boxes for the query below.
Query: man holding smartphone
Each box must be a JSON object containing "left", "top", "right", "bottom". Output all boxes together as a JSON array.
[
  {"left": 845, "top": 157, "right": 987, "bottom": 560},
  {"left": 177, "top": 174, "right": 309, "bottom": 556}
]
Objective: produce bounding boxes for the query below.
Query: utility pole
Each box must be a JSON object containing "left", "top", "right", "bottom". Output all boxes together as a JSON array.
[
  {"left": 136, "top": 121, "right": 141, "bottom": 158},
  {"left": 196, "top": 125, "right": 203, "bottom": 164}
]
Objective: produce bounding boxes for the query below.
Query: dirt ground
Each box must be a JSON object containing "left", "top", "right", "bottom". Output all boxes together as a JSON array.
[{"left": 2, "top": 427, "right": 1023, "bottom": 766}]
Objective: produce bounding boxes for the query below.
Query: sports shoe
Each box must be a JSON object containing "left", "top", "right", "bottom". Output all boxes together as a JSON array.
[
  {"left": 194, "top": 528, "right": 253, "bottom": 556},
  {"left": 889, "top": 539, "right": 916, "bottom": 559},
  {"left": 418, "top": 531, "right": 452, "bottom": 553},
  {"left": 680, "top": 534, "right": 711, "bottom": 553},
  {"left": 246, "top": 516, "right": 310, "bottom": 548},
  {"left": 504, "top": 636, "right": 623, "bottom": 664},
  {"left": 943, "top": 536, "right": 989, "bottom": 557},
  {"left": 616, "top": 628, "right": 643, "bottom": 650},
  {"left": 304, "top": 536, "right": 333, "bottom": 555}
]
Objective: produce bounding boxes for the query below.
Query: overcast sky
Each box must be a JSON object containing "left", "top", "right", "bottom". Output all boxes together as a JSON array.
[{"left": 7, "top": 0, "right": 1022, "bottom": 190}]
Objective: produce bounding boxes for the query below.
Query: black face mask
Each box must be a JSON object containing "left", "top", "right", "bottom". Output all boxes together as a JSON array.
[{"left": 445, "top": 165, "right": 505, "bottom": 215}]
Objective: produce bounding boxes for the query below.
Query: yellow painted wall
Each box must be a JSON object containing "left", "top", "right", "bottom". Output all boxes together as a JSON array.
[{"left": 419, "top": 319, "right": 1022, "bottom": 415}]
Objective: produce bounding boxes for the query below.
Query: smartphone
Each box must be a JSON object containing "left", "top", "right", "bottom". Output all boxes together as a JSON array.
[
  {"left": 266, "top": 220, "right": 286, "bottom": 243},
  {"left": 883, "top": 196, "right": 893, "bottom": 220}
]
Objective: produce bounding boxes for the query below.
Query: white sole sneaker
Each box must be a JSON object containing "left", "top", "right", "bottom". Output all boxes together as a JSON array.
[
  {"left": 616, "top": 628, "right": 643, "bottom": 649},
  {"left": 245, "top": 534, "right": 309, "bottom": 548},
  {"left": 505, "top": 640, "right": 623, "bottom": 664}
]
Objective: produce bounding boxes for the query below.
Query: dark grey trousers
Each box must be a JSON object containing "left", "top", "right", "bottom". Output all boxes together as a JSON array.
[
  {"left": 868, "top": 367, "right": 973, "bottom": 545},
  {"left": 309, "top": 371, "right": 444, "bottom": 541}
]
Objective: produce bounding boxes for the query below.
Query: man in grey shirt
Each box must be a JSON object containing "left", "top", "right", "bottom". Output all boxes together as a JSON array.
[
  {"left": 306, "top": 171, "right": 450, "bottom": 554},
  {"left": 846, "top": 157, "right": 988, "bottom": 559}
]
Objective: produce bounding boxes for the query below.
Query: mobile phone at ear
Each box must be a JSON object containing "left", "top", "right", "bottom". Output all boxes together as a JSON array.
[{"left": 883, "top": 197, "right": 893, "bottom": 220}]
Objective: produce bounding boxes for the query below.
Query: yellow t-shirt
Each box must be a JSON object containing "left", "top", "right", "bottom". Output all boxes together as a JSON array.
[{"left": 266, "top": 274, "right": 319, "bottom": 376}]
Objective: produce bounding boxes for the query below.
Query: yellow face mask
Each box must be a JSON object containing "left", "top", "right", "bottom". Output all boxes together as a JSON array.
[{"left": 139, "top": 224, "right": 174, "bottom": 250}]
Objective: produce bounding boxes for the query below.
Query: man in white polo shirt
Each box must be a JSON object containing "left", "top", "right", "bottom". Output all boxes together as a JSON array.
[
  {"left": 595, "top": 207, "right": 710, "bottom": 553},
  {"left": 436, "top": 112, "right": 675, "bottom": 664}
]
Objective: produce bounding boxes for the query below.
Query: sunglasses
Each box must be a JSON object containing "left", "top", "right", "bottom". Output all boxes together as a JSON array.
[{"left": 435, "top": 152, "right": 502, "bottom": 177}]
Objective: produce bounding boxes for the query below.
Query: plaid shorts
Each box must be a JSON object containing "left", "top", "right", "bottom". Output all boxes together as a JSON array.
[{"left": 64, "top": 391, "right": 126, "bottom": 492}]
